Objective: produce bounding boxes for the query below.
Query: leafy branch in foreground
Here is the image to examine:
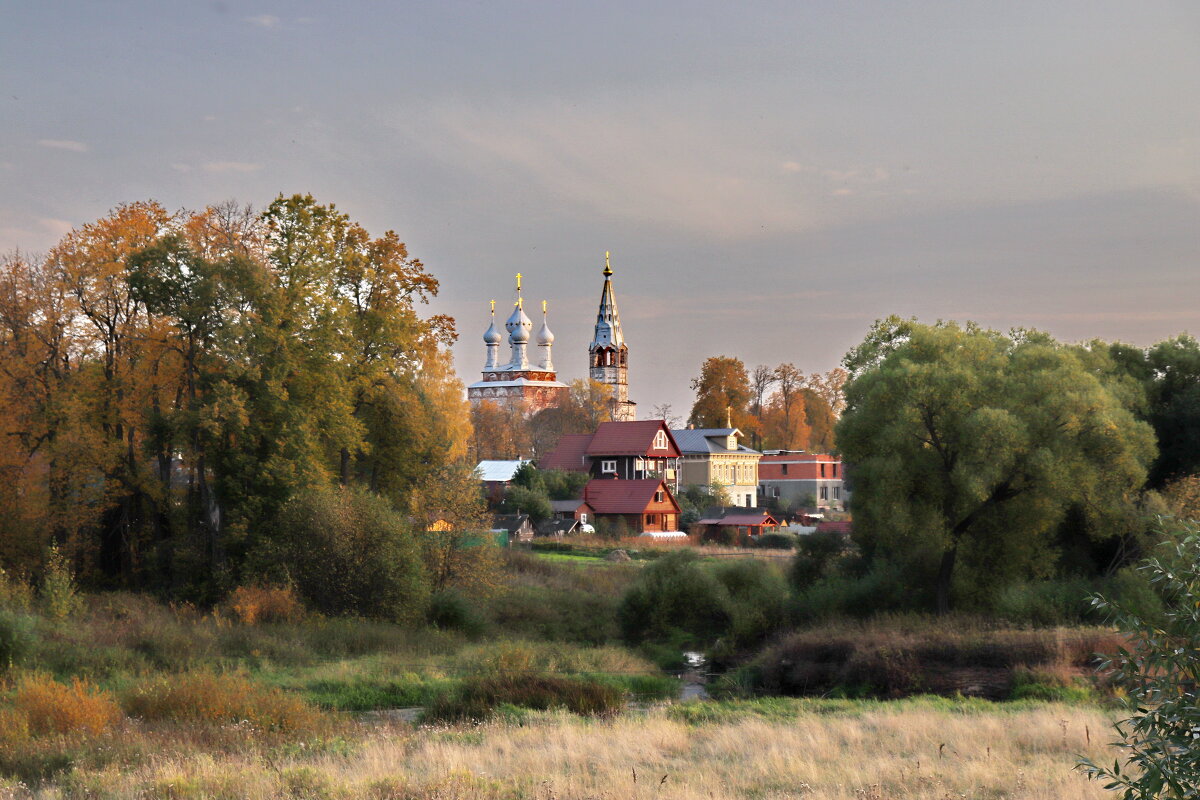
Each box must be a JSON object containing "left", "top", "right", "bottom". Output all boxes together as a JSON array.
[{"left": 1079, "top": 521, "right": 1200, "bottom": 799}]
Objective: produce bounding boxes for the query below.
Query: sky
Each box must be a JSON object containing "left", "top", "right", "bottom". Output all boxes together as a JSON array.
[{"left": 3, "top": 1, "right": 1199, "bottom": 416}]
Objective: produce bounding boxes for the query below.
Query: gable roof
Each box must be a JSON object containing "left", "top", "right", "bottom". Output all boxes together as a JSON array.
[
  {"left": 538, "top": 434, "right": 594, "bottom": 472},
  {"left": 697, "top": 511, "right": 779, "bottom": 527},
  {"left": 550, "top": 499, "right": 593, "bottom": 513},
  {"left": 670, "top": 428, "right": 760, "bottom": 456},
  {"left": 475, "top": 460, "right": 530, "bottom": 482},
  {"left": 586, "top": 420, "right": 680, "bottom": 457},
  {"left": 491, "top": 513, "right": 532, "bottom": 533},
  {"left": 584, "top": 478, "right": 681, "bottom": 514}
]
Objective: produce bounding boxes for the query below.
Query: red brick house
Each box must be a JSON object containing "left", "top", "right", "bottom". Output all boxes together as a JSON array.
[{"left": 583, "top": 478, "right": 682, "bottom": 535}]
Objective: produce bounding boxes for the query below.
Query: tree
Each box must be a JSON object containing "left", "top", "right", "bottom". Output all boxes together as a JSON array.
[
  {"left": 837, "top": 317, "right": 1156, "bottom": 614},
  {"left": 760, "top": 363, "right": 811, "bottom": 450},
  {"left": 649, "top": 403, "right": 682, "bottom": 428},
  {"left": 689, "top": 356, "right": 753, "bottom": 431},
  {"left": 801, "top": 389, "right": 836, "bottom": 451},
  {"left": 1080, "top": 523, "right": 1200, "bottom": 799}
]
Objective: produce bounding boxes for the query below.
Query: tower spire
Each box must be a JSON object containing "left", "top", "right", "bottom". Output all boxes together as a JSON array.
[{"left": 604, "top": 250, "right": 612, "bottom": 277}]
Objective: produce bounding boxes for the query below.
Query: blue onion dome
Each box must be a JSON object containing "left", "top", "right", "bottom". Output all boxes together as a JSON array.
[{"left": 483, "top": 320, "right": 503, "bottom": 345}]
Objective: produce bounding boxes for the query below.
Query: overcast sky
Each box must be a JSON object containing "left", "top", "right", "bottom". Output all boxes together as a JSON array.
[{"left": 3, "top": 1, "right": 1199, "bottom": 415}]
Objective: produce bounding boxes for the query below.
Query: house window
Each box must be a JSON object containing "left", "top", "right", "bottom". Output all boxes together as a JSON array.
[
  {"left": 601, "top": 460, "right": 616, "bottom": 474},
  {"left": 782, "top": 463, "right": 788, "bottom": 476},
  {"left": 580, "top": 513, "right": 588, "bottom": 523},
  {"left": 820, "top": 486, "right": 828, "bottom": 500},
  {"left": 655, "top": 490, "right": 664, "bottom": 503},
  {"left": 653, "top": 430, "right": 667, "bottom": 450},
  {"left": 820, "top": 463, "right": 826, "bottom": 477},
  {"left": 834, "top": 487, "right": 840, "bottom": 500},
  {"left": 833, "top": 463, "right": 839, "bottom": 477},
  {"left": 646, "top": 514, "right": 658, "bottom": 526}
]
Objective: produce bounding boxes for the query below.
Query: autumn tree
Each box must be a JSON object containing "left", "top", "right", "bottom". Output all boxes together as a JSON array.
[
  {"left": 689, "top": 356, "right": 754, "bottom": 431},
  {"left": 837, "top": 317, "right": 1156, "bottom": 614}
]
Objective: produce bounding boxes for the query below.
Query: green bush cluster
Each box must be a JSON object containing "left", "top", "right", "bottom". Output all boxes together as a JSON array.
[
  {"left": 617, "top": 552, "right": 788, "bottom": 653},
  {"left": 421, "top": 674, "right": 624, "bottom": 723}
]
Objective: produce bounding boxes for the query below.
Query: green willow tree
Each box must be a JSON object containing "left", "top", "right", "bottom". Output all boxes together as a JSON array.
[{"left": 837, "top": 317, "right": 1156, "bottom": 614}]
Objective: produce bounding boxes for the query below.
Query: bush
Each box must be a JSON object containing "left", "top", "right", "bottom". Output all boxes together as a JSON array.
[
  {"left": 754, "top": 532, "right": 798, "bottom": 550},
  {"left": 124, "top": 672, "right": 325, "bottom": 733},
  {"left": 1080, "top": 526, "right": 1200, "bottom": 797},
  {"left": 426, "top": 589, "right": 487, "bottom": 638},
  {"left": 13, "top": 674, "right": 122, "bottom": 736},
  {"left": 712, "top": 560, "right": 789, "bottom": 651},
  {"left": 0, "top": 568, "right": 33, "bottom": 612},
  {"left": 790, "top": 560, "right": 917, "bottom": 622},
  {"left": 267, "top": 487, "right": 430, "bottom": 622},
  {"left": 790, "top": 530, "right": 852, "bottom": 588},
  {"left": 0, "top": 610, "right": 36, "bottom": 671},
  {"left": 422, "top": 675, "right": 624, "bottom": 723},
  {"left": 227, "top": 584, "right": 305, "bottom": 625},
  {"left": 618, "top": 551, "right": 732, "bottom": 647},
  {"left": 992, "top": 578, "right": 1094, "bottom": 625},
  {"left": 39, "top": 545, "right": 81, "bottom": 620}
]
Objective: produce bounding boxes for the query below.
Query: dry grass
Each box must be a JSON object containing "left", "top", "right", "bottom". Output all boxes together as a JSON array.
[
  {"left": 226, "top": 585, "right": 306, "bottom": 625},
  {"left": 123, "top": 671, "right": 328, "bottom": 733},
  {"left": 10, "top": 673, "right": 122, "bottom": 736},
  {"left": 5, "top": 700, "right": 1118, "bottom": 799}
]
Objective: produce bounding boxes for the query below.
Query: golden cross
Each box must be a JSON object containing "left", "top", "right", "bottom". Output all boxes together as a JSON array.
[
  {"left": 489, "top": 299, "right": 495, "bottom": 314},
  {"left": 604, "top": 251, "right": 613, "bottom": 276},
  {"left": 515, "top": 272, "right": 522, "bottom": 291},
  {"left": 542, "top": 299, "right": 547, "bottom": 315}
]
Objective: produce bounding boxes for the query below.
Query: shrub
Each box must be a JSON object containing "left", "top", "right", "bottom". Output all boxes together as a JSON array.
[
  {"left": 266, "top": 487, "right": 430, "bottom": 622},
  {"left": 992, "top": 578, "right": 1094, "bottom": 625},
  {"left": 227, "top": 584, "right": 305, "bottom": 625},
  {"left": 13, "top": 674, "right": 122, "bottom": 736},
  {"left": 617, "top": 551, "right": 732, "bottom": 647},
  {"left": 426, "top": 589, "right": 487, "bottom": 638},
  {"left": 1080, "top": 526, "right": 1200, "bottom": 797},
  {"left": 39, "top": 545, "right": 81, "bottom": 620},
  {"left": 0, "top": 610, "right": 36, "bottom": 671},
  {"left": 0, "top": 568, "right": 34, "bottom": 612},
  {"left": 124, "top": 672, "right": 324, "bottom": 733},
  {"left": 712, "top": 560, "right": 789, "bottom": 651},
  {"left": 790, "top": 530, "right": 852, "bottom": 588},
  {"left": 0, "top": 708, "right": 30, "bottom": 745},
  {"left": 422, "top": 675, "right": 624, "bottom": 723},
  {"left": 754, "top": 532, "right": 798, "bottom": 550}
]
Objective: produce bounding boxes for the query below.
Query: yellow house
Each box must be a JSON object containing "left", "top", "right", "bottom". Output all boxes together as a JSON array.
[{"left": 670, "top": 427, "right": 762, "bottom": 508}]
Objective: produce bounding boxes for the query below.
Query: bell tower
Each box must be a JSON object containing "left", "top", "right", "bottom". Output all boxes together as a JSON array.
[{"left": 588, "top": 252, "right": 636, "bottom": 421}]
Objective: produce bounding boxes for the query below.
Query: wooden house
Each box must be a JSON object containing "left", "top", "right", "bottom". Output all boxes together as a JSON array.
[
  {"left": 539, "top": 420, "right": 681, "bottom": 492},
  {"left": 583, "top": 478, "right": 682, "bottom": 535}
]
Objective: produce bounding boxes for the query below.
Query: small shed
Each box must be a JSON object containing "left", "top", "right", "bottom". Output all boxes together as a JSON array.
[
  {"left": 694, "top": 508, "right": 780, "bottom": 545},
  {"left": 491, "top": 513, "right": 535, "bottom": 544},
  {"left": 476, "top": 460, "right": 530, "bottom": 504}
]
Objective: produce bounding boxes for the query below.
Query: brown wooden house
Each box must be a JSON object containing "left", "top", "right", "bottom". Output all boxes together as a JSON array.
[
  {"left": 539, "top": 420, "right": 682, "bottom": 492},
  {"left": 583, "top": 478, "right": 682, "bottom": 535}
]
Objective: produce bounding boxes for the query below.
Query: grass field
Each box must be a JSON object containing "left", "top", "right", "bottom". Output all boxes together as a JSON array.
[{"left": 1, "top": 697, "right": 1115, "bottom": 799}]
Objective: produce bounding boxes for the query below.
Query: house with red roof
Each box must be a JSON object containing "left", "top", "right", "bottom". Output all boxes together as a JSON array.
[
  {"left": 538, "top": 420, "right": 681, "bottom": 492},
  {"left": 583, "top": 477, "right": 683, "bottom": 536},
  {"left": 694, "top": 508, "right": 780, "bottom": 544}
]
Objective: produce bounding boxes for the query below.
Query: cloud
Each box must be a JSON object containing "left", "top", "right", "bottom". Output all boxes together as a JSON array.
[
  {"left": 37, "top": 139, "right": 89, "bottom": 152},
  {"left": 244, "top": 14, "right": 280, "bottom": 28},
  {"left": 202, "top": 161, "right": 262, "bottom": 173}
]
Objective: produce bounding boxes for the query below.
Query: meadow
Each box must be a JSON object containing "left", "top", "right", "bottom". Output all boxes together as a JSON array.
[{"left": 0, "top": 547, "right": 1125, "bottom": 798}]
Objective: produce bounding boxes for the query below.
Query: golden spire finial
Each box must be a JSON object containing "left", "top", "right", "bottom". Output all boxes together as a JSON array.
[
  {"left": 515, "top": 272, "right": 522, "bottom": 292},
  {"left": 603, "top": 251, "right": 612, "bottom": 277},
  {"left": 489, "top": 299, "right": 495, "bottom": 315},
  {"left": 542, "top": 299, "right": 547, "bottom": 315},
  {"left": 726, "top": 406, "right": 732, "bottom": 428}
]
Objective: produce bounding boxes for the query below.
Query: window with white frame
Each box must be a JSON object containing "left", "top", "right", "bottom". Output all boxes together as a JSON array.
[
  {"left": 601, "top": 460, "right": 616, "bottom": 474},
  {"left": 653, "top": 430, "right": 667, "bottom": 450}
]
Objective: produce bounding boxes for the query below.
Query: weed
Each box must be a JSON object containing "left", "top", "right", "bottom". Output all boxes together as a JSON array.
[
  {"left": 124, "top": 672, "right": 326, "bottom": 733},
  {"left": 227, "top": 584, "right": 305, "bottom": 625},
  {"left": 12, "top": 673, "right": 123, "bottom": 735}
]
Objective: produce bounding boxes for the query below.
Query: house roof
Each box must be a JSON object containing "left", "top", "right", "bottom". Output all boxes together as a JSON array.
[
  {"left": 491, "top": 513, "right": 531, "bottom": 533},
  {"left": 538, "top": 434, "right": 593, "bottom": 472},
  {"left": 671, "top": 428, "right": 761, "bottom": 456},
  {"left": 584, "top": 478, "right": 681, "bottom": 514},
  {"left": 475, "top": 459, "right": 529, "bottom": 482},
  {"left": 697, "top": 512, "right": 779, "bottom": 527},
  {"left": 550, "top": 499, "right": 592, "bottom": 513},
  {"left": 536, "top": 518, "right": 579, "bottom": 535},
  {"left": 586, "top": 420, "right": 680, "bottom": 457}
]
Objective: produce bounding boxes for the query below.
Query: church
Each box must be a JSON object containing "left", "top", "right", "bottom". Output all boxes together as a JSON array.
[{"left": 467, "top": 253, "right": 636, "bottom": 420}]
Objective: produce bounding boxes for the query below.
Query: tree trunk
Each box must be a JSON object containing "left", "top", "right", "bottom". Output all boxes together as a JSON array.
[
  {"left": 340, "top": 447, "right": 351, "bottom": 486},
  {"left": 936, "top": 543, "right": 958, "bottom": 615}
]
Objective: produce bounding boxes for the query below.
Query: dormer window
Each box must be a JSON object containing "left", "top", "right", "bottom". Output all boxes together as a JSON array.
[
  {"left": 655, "top": 489, "right": 664, "bottom": 503},
  {"left": 726, "top": 434, "right": 737, "bottom": 450},
  {"left": 653, "top": 430, "right": 667, "bottom": 450},
  {"left": 601, "top": 460, "right": 617, "bottom": 474}
]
